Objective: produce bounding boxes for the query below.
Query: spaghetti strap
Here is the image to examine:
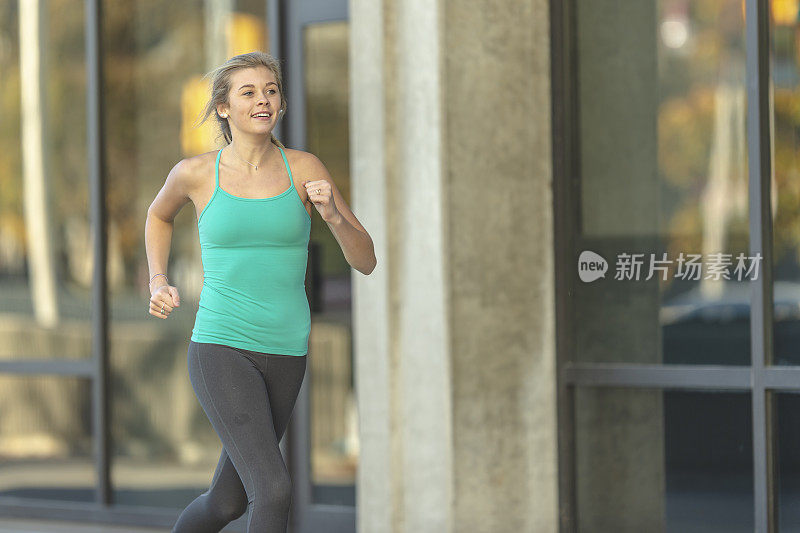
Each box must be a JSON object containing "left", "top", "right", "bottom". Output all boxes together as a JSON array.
[
  {"left": 215, "top": 149, "right": 222, "bottom": 189},
  {"left": 278, "top": 146, "right": 293, "bottom": 182}
]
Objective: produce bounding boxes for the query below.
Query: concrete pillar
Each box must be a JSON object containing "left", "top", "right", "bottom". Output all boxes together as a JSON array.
[{"left": 352, "top": 0, "right": 557, "bottom": 531}]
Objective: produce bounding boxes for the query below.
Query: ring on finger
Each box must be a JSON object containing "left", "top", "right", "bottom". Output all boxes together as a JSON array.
[{"left": 160, "top": 304, "right": 165, "bottom": 314}]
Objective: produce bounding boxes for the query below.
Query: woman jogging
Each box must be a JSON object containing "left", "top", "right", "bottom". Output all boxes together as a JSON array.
[{"left": 144, "top": 51, "right": 376, "bottom": 533}]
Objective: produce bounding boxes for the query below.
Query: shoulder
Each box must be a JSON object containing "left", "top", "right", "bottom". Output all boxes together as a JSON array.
[
  {"left": 168, "top": 149, "right": 219, "bottom": 193},
  {"left": 281, "top": 147, "right": 330, "bottom": 179},
  {"left": 176, "top": 149, "right": 218, "bottom": 178},
  {"left": 281, "top": 147, "right": 315, "bottom": 169},
  {"left": 150, "top": 150, "right": 219, "bottom": 221}
]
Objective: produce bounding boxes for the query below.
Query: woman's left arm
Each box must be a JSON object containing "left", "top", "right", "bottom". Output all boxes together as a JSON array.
[{"left": 302, "top": 154, "right": 377, "bottom": 275}]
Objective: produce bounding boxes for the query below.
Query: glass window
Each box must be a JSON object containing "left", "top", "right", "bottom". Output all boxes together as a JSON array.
[
  {"left": 572, "top": 0, "right": 751, "bottom": 365},
  {"left": 770, "top": 0, "right": 800, "bottom": 366},
  {"left": 0, "top": 375, "right": 93, "bottom": 503},
  {"left": 575, "top": 387, "right": 753, "bottom": 531},
  {"left": 776, "top": 392, "right": 800, "bottom": 529},
  {"left": 303, "top": 19, "right": 357, "bottom": 506},
  {"left": 0, "top": 0, "right": 93, "bottom": 360}
]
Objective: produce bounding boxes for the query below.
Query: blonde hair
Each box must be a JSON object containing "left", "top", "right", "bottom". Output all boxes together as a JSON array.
[{"left": 197, "top": 51, "right": 287, "bottom": 148}]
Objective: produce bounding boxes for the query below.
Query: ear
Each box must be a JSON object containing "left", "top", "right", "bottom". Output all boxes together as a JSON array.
[{"left": 216, "top": 104, "right": 228, "bottom": 118}]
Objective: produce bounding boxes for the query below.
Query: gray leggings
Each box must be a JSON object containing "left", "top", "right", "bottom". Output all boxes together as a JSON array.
[{"left": 172, "top": 341, "right": 307, "bottom": 533}]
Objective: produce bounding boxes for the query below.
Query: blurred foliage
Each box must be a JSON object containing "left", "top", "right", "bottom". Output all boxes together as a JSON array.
[
  {"left": 101, "top": 0, "right": 206, "bottom": 284},
  {"left": 0, "top": 2, "right": 23, "bottom": 257},
  {"left": 658, "top": 0, "right": 749, "bottom": 278},
  {"left": 773, "top": 85, "right": 800, "bottom": 266},
  {"left": 656, "top": 0, "right": 800, "bottom": 284},
  {"left": 658, "top": 87, "right": 715, "bottom": 190}
]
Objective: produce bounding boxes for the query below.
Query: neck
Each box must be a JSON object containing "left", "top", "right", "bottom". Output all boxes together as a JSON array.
[{"left": 229, "top": 136, "right": 278, "bottom": 172}]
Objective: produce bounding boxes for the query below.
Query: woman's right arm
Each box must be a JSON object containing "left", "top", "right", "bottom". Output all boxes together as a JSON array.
[{"left": 145, "top": 159, "right": 194, "bottom": 319}]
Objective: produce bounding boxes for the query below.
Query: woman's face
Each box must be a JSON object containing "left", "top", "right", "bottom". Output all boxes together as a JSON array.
[{"left": 218, "top": 66, "right": 281, "bottom": 137}]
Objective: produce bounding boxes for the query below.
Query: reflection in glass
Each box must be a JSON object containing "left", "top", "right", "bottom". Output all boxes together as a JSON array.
[
  {"left": 572, "top": 0, "right": 751, "bottom": 365},
  {"left": 0, "top": 375, "right": 93, "bottom": 502},
  {"left": 303, "top": 20, "right": 357, "bottom": 506},
  {"left": 770, "top": 0, "right": 800, "bottom": 366},
  {"left": 0, "top": 0, "right": 93, "bottom": 360},
  {"left": 575, "top": 387, "right": 753, "bottom": 531},
  {"left": 776, "top": 392, "right": 800, "bottom": 530}
]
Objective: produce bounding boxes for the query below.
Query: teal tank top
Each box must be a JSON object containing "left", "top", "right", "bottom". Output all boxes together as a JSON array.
[{"left": 190, "top": 146, "right": 312, "bottom": 356}]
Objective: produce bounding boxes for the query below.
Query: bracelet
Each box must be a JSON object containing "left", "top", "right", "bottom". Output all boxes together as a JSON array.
[{"left": 149, "top": 273, "right": 168, "bottom": 286}]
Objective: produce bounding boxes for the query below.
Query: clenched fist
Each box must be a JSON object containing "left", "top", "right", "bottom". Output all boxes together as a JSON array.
[{"left": 149, "top": 284, "right": 180, "bottom": 319}]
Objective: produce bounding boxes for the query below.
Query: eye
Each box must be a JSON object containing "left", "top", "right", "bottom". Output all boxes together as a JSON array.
[
  {"left": 243, "top": 91, "right": 253, "bottom": 96},
  {"left": 268, "top": 89, "right": 276, "bottom": 94}
]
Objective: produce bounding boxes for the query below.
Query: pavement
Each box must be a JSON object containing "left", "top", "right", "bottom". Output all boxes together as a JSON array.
[{"left": 0, "top": 519, "right": 170, "bottom": 533}]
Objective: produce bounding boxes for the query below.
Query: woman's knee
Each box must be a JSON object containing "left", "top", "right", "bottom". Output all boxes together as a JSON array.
[
  {"left": 206, "top": 490, "right": 248, "bottom": 522},
  {"left": 257, "top": 468, "right": 292, "bottom": 510}
]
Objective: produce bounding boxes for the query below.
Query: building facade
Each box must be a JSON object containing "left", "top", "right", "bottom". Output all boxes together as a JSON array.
[{"left": 0, "top": 0, "right": 797, "bottom": 532}]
